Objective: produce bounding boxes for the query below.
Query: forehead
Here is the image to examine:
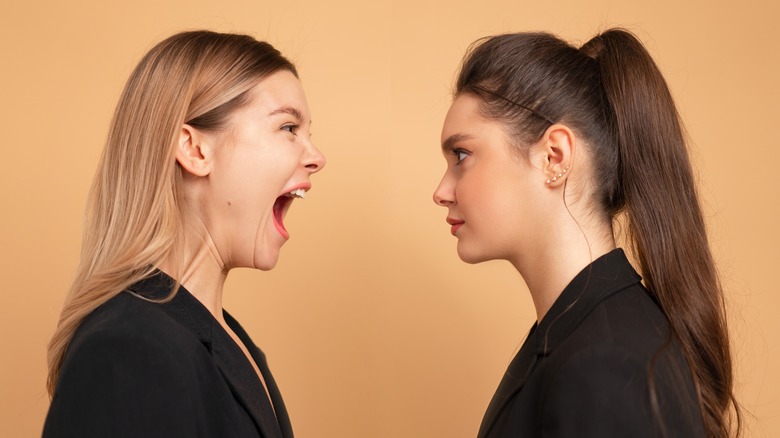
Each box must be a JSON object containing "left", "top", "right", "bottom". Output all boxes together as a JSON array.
[
  {"left": 244, "top": 70, "right": 311, "bottom": 121},
  {"left": 441, "top": 93, "right": 507, "bottom": 146},
  {"left": 442, "top": 94, "right": 480, "bottom": 140}
]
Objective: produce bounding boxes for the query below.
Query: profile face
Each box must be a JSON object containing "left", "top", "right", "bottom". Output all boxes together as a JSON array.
[
  {"left": 433, "top": 93, "right": 544, "bottom": 265},
  {"left": 200, "top": 70, "right": 325, "bottom": 271}
]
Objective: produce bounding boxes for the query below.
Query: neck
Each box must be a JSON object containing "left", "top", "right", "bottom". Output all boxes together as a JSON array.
[
  {"left": 510, "top": 212, "right": 615, "bottom": 323},
  {"left": 158, "top": 220, "right": 229, "bottom": 323}
]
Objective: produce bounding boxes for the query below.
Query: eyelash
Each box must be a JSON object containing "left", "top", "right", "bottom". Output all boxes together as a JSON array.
[
  {"left": 281, "top": 124, "right": 299, "bottom": 135},
  {"left": 452, "top": 148, "right": 470, "bottom": 164}
]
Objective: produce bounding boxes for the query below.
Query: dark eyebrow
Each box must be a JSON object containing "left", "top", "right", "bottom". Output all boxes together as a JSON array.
[
  {"left": 269, "top": 106, "right": 304, "bottom": 123},
  {"left": 442, "top": 133, "right": 472, "bottom": 153}
]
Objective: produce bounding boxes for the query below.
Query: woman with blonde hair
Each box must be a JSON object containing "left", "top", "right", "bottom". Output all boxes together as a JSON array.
[
  {"left": 44, "top": 30, "right": 324, "bottom": 437},
  {"left": 434, "top": 29, "right": 739, "bottom": 437}
]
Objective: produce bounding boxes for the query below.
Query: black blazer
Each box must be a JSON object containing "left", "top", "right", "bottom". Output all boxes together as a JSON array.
[
  {"left": 43, "top": 272, "right": 293, "bottom": 438},
  {"left": 478, "top": 249, "right": 706, "bottom": 437}
]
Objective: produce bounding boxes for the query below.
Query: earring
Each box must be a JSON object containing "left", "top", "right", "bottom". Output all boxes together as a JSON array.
[{"left": 545, "top": 164, "right": 570, "bottom": 184}]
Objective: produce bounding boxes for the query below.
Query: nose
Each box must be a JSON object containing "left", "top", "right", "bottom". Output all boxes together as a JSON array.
[
  {"left": 304, "top": 142, "right": 326, "bottom": 174},
  {"left": 433, "top": 174, "right": 454, "bottom": 206}
]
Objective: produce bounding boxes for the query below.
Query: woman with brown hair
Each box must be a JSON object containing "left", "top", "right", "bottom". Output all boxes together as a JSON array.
[
  {"left": 44, "top": 30, "right": 324, "bottom": 437},
  {"left": 434, "top": 29, "right": 739, "bottom": 437}
]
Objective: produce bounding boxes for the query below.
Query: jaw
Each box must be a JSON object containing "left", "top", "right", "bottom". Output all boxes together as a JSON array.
[{"left": 250, "top": 215, "right": 286, "bottom": 271}]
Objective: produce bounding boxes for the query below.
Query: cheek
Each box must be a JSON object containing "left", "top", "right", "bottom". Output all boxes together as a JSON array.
[
  {"left": 228, "top": 150, "right": 297, "bottom": 196},
  {"left": 458, "top": 169, "right": 507, "bottom": 218},
  {"left": 260, "top": 148, "right": 303, "bottom": 183},
  {"left": 462, "top": 169, "right": 535, "bottom": 238}
]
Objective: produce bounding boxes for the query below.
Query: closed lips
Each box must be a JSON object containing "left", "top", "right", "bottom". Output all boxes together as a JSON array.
[{"left": 446, "top": 217, "right": 464, "bottom": 235}]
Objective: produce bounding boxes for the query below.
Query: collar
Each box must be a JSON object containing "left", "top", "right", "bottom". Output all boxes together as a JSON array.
[
  {"left": 128, "top": 271, "right": 291, "bottom": 438},
  {"left": 478, "top": 248, "right": 642, "bottom": 437},
  {"left": 531, "top": 248, "right": 642, "bottom": 357}
]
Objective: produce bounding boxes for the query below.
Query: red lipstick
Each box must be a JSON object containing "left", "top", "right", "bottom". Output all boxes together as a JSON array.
[{"left": 446, "top": 217, "right": 464, "bottom": 235}]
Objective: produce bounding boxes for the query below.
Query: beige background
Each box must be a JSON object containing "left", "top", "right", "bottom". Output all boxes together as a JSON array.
[{"left": 1, "top": 0, "right": 778, "bottom": 436}]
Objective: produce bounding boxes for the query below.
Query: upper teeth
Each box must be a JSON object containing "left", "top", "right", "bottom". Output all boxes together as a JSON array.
[{"left": 287, "top": 188, "right": 306, "bottom": 199}]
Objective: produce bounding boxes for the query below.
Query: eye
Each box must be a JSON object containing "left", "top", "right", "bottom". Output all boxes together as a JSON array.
[
  {"left": 281, "top": 124, "right": 299, "bottom": 135},
  {"left": 453, "top": 148, "right": 470, "bottom": 164}
]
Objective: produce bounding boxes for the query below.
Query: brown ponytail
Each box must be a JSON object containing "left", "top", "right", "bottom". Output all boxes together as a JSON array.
[
  {"left": 456, "top": 28, "right": 740, "bottom": 437},
  {"left": 580, "top": 29, "right": 739, "bottom": 437}
]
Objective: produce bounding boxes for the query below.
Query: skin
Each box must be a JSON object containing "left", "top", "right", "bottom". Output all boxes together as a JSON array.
[
  {"left": 433, "top": 93, "right": 615, "bottom": 322},
  {"left": 160, "top": 69, "right": 325, "bottom": 323}
]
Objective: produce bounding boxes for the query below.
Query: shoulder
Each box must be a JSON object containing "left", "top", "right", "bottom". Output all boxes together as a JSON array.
[
  {"left": 59, "top": 290, "right": 211, "bottom": 385},
  {"left": 70, "top": 292, "right": 199, "bottom": 352},
  {"left": 543, "top": 342, "right": 652, "bottom": 410},
  {"left": 541, "top": 283, "right": 676, "bottom": 385},
  {"left": 44, "top": 293, "right": 208, "bottom": 437},
  {"left": 565, "top": 283, "right": 672, "bottom": 357},
  {"left": 58, "top": 291, "right": 217, "bottom": 391},
  {"left": 536, "top": 343, "right": 657, "bottom": 436},
  {"left": 535, "top": 285, "right": 704, "bottom": 436},
  {"left": 538, "top": 343, "right": 702, "bottom": 437},
  {"left": 551, "top": 281, "right": 692, "bottom": 385}
]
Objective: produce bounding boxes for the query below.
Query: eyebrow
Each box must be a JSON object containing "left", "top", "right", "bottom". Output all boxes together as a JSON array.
[
  {"left": 441, "top": 133, "right": 472, "bottom": 153},
  {"left": 268, "top": 106, "right": 304, "bottom": 123}
]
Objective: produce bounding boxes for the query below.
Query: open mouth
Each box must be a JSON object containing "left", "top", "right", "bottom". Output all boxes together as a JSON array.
[{"left": 272, "top": 188, "right": 307, "bottom": 239}]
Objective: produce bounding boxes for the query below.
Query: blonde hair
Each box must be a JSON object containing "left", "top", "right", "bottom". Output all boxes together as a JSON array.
[{"left": 47, "top": 30, "right": 296, "bottom": 396}]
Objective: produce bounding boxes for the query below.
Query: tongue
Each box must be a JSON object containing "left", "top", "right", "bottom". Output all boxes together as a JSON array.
[{"left": 273, "top": 196, "right": 290, "bottom": 239}]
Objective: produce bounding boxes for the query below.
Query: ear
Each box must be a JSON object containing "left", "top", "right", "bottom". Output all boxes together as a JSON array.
[
  {"left": 175, "top": 124, "right": 214, "bottom": 177},
  {"left": 537, "top": 124, "right": 576, "bottom": 188}
]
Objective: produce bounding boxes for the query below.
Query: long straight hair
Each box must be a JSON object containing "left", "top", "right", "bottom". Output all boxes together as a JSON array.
[
  {"left": 456, "top": 29, "right": 739, "bottom": 437},
  {"left": 47, "top": 30, "right": 296, "bottom": 396}
]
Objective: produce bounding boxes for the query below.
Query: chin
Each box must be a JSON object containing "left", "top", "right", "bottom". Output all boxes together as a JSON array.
[
  {"left": 252, "top": 250, "right": 281, "bottom": 271},
  {"left": 456, "top": 243, "right": 492, "bottom": 265},
  {"left": 254, "top": 262, "right": 278, "bottom": 271}
]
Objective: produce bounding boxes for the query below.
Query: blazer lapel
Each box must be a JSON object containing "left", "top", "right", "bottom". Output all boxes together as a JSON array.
[
  {"left": 477, "top": 325, "right": 541, "bottom": 438},
  {"left": 255, "top": 354, "right": 292, "bottom": 438},
  {"left": 209, "top": 330, "right": 283, "bottom": 438},
  {"left": 477, "top": 249, "right": 643, "bottom": 438},
  {"left": 131, "top": 272, "right": 283, "bottom": 438},
  {"left": 225, "top": 311, "right": 294, "bottom": 438}
]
